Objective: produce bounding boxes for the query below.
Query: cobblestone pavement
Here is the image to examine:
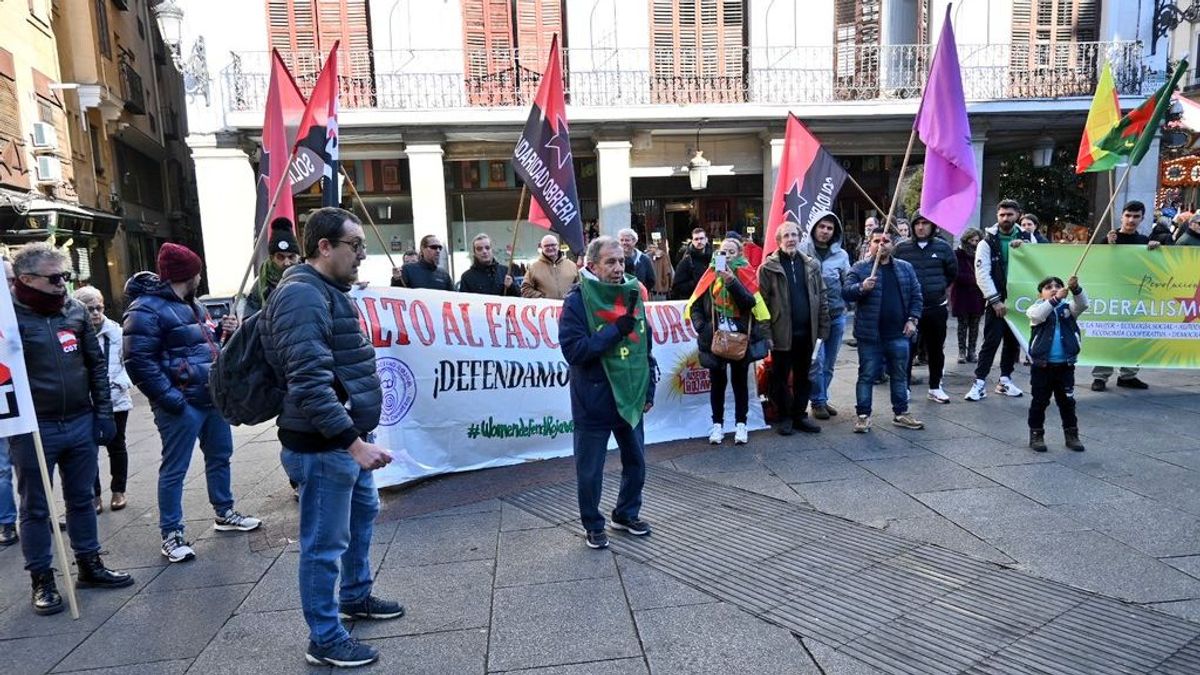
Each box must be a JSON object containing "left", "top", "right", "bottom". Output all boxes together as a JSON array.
[{"left": 2, "top": 346, "right": 1199, "bottom": 673}]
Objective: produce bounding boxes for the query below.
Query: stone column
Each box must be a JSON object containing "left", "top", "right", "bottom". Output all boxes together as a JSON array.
[
  {"left": 761, "top": 135, "right": 786, "bottom": 208},
  {"left": 596, "top": 139, "right": 632, "bottom": 238},
  {"left": 405, "top": 141, "right": 450, "bottom": 245},
  {"left": 188, "top": 134, "right": 256, "bottom": 297},
  {"left": 968, "top": 134, "right": 987, "bottom": 233}
]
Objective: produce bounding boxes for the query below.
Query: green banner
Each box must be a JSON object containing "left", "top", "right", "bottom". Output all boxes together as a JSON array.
[{"left": 1006, "top": 245, "right": 1200, "bottom": 368}]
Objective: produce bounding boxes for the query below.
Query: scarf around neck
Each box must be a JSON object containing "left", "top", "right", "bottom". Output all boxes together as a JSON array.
[
  {"left": 578, "top": 271, "right": 650, "bottom": 428},
  {"left": 13, "top": 278, "right": 67, "bottom": 316}
]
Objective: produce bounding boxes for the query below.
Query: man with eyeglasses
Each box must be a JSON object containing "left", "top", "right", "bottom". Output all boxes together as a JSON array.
[
  {"left": 9, "top": 242, "right": 134, "bottom": 615},
  {"left": 391, "top": 234, "right": 452, "bottom": 291}
]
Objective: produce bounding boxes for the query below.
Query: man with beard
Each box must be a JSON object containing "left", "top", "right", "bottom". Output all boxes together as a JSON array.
[
  {"left": 245, "top": 217, "right": 302, "bottom": 314},
  {"left": 798, "top": 212, "right": 850, "bottom": 420},
  {"left": 671, "top": 228, "right": 713, "bottom": 299},
  {"left": 124, "top": 243, "right": 261, "bottom": 564},
  {"left": 458, "top": 233, "right": 517, "bottom": 296},
  {"left": 893, "top": 212, "right": 958, "bottom": 404},
  {"left": 521, "top": 234, "right": 579, "bottom": 300},
  {"left": 392, "top": 235, "right": 452, "bottom": 290}
]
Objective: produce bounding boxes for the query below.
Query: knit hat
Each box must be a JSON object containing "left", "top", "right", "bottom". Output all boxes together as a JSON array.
[
  {"left": 268, "top": 217, "right": 299, "bottom": 256},
  {"left": 156, "top": 243, "right": 203, "bottom": 283}
]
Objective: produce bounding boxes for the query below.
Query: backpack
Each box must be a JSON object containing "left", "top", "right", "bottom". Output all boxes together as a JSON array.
[{"left": 208, "top": 310, "right": 284, "bottom": 426}]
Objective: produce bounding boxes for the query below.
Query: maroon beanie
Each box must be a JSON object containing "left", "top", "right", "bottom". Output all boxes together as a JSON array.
[{"left": 156, "top": 243, "right": 204, "bottom": 283}]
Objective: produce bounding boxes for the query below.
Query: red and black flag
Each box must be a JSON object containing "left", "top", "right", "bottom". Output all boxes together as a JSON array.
[
  {"left": 511, "top": 35, "right": 584, "bottom": 253},
  {"left": 254, "top": 50, "right": 305, "bottom": 250},
  {"left": 763, "top": 114, "right": 848, "bottom": 257},
  {"left": 292, "top": 42, "right": 340, "bottom": 207}
]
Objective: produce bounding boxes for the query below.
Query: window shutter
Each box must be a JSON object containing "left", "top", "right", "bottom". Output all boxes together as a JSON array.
[
  {"left": 833, "top": 0, "right": 880, "bottom": 100},
  {"left": 1010, "top": 0, "right": 1098, "bottom": 97},
  {"left": 267, "top": 0, "right": 374, "bottom": 105},
  {"left": 650, "top": 0, "right": 746, "bottom": 104},
  {"left": 461, "top": 0, "right": 516, "bottom": 105},
  {"left": 514, "top": 0, "right": 564, "bottom": 101},
  {"left": 0, "top": 49, "right": 20, "bottom": 142}
]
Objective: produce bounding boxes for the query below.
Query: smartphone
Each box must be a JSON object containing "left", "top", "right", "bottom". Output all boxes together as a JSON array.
[
  {"left": 651, "top": 232, "right": 662, "bottom": 242},
  {"left": 714, "top": 252, "right": 728, "bottom": 272}
]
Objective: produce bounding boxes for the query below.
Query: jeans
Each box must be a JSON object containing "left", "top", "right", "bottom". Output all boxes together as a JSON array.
[
  {"left": 0, "top": 437, "right": 15, "bottom": 525},
  {"left": 1091, "top": 365, "right": 1139, "bottom": 382},
  {"left": 856, "top": 337, "right": 912, "bottom": 416},
  {"left": 908, "top": 305, "right": 949, "bottom": 389},
  {"left": 709, "top": 360, "right": 750, "bottom": 424},
  {"left": 810, "top": 314, "right": 846, "bottom": 406},
  {"left": 974, "top": 309, "right": 1020, "bottom": 381},
  {"left": 770, "top": 337, "right": 815, "bottom": 423},
  {"left": 281, "top": 447, "right": 378, "bottom": 648},
  {"left": 153, "top": 403, "right": 235, "bottom": 537},
  {"left": 574, "top": 420, "right": 646, "bottom": 533},
  {"left": 10, "top": 413, "right": 100, "bottom": 572},
  {"left": 94, "top": 410, "right": 129, "bottom": 496},
  {"left": 1029, "top": 363, "right": 1078, "bottom": 429}
]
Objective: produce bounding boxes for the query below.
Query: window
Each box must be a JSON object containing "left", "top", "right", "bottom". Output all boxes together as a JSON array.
[
  {"left": 460, "top": 0, "right": 563, "bottom": 106},
  {"left": 650, "top": 0, "right": 747, "bottom": 104},
  {"left": 265, "top": 0, "right": 375, "bottom": 106},
  {"left": 96, "top": 0, "right": 112, "bottom": 59},
  {"left": 833, "top": 0, "right": 880, "bottom": 100},
  {"left": 90, "top": 124, "right": 105, "bottom": 176},
  {"left": 1011, "top": 0, "right": 1100, "bottom": 96},
  {"left": 0, "top": 49, "right": 18, "bottom": 141}
]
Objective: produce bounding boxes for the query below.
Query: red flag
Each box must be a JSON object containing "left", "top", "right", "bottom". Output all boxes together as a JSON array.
[
  {"left": 255, "top": 50, "right": 306, "bottom": 236},
  {"left": 292, "top": 42, "right": 340, "bottom": 206},
  {"left": 763, "top": 114, "right": 848, "bottom": 257}
]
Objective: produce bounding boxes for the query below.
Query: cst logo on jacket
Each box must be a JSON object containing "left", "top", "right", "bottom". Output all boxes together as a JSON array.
[{"left": 1026, "top": 287, "right": 1090, "bottom": 366}]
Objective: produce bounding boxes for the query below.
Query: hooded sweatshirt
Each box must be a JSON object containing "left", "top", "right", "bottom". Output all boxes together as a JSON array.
[
  {"left": 799, "top": 210, "right": 851, "bottom": 318},
  {"left": 893, "top": 215, "right": 958, "bottom": 308}
]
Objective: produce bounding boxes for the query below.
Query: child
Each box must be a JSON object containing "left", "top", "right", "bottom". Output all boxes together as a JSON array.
[{"left": 1026, "top": 275, "right": 1089, "bottom": 452}]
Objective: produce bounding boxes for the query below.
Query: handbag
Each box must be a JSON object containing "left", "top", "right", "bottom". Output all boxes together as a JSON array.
[{"left": 710, "top": 299, "right": 750, "bottom": 362}]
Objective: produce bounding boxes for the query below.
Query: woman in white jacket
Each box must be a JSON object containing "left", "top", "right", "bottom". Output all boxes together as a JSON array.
[{"left": 73, "top": 287, "right": 133, "bottom": 512}]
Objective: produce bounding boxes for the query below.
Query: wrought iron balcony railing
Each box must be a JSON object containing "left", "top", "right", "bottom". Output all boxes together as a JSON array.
[
  {"left": 120, "top": 59, "right": 146, "bottom": 115},
  {"left": 221, "top": 41, "right": 1149, "bottom": 116}
]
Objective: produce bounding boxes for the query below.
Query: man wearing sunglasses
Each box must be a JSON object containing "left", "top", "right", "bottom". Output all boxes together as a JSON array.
[
  {"left": 391, "top": 234, "right": 452, "bottom": 291},
  {"left": 9, "top": 243, "right": 134, "bottom": 615}
]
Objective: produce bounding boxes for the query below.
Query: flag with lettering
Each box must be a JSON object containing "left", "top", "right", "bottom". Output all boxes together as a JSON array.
[
  {"left": 762, "top": 113, "right": 848, "bottom": 257},
  {"left": 292, "top": 42, "right": 340, "bottom": 207},
  {"left": 512, "top": 34, "right": 584, "bottom": 253},
  {"left": 0, "top": 277, "right": 39, "bottom": 438},
  {"left": 254, "top": 50, "right": 305, "bottom": 260}
]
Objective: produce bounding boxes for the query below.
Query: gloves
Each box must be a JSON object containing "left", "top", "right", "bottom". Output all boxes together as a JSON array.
[
  {"left": 94, "top": 416, "right": 117, "bottom": 446},
  {"left": 615, "top": 314, "right": 636, "bottom": 336}
]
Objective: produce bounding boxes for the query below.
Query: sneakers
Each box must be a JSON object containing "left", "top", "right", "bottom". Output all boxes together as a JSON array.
[
  {"left": 214, "top": 509, "right": 262, "bottom": 532},
  {"left": 161, "top": 530, "right": 196, "bottom": 563},
  {"left": 306, "top": 638, "right": 379, "bottom": 668},
  {"left": 0, "top": 523, "right": 17, "bottom": 547},
  {"left": 892, "top": 413, "right": 925, "bottom": 430},
  {"left": 853, "top": 415, "right": 872, "bottom": 433},
  {"left": 610, "top": 516, "right": 651, "bottom": 536},
  {"left": 1117, "top": 377, "right": 1150, "bottom": 390},
  {"left": 811, "top": 403, "right": 832, "bottom": 420},
  {"left": 339, "top": 595, "right": 405, "bottom": 621},
  {"left": 927, "top": 388, "right": 950, "bottom": 404},
  {"left": 585, "top": 530, "right": 609, "bottom": 549},
  {"left": 734, "top": 423, "right": 749, "bottom": 445},
  {"left": 30, "top": 570, "right": 62, "bottom": 616},
  {"left": 995, "top": 377, "right": 1024, "bottom": 397},
  {"left": 708, "top": 423, "right": 723, "bottom": 445},
  {"left": 964, "top": 380, "right": 987, "bottom": 402}
]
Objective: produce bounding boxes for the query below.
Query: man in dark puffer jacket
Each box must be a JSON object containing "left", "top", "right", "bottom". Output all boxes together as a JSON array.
[
  {"left": 458, "top": 233, "right": 517, "bottom": 296},
  {"left": 261, "top": 207, "right": 400, "bottom": 669},
  {"left": 124, "top": 243, "right": 261, "bottom": 566},
  {"left": 893, "top": 212, "right": 957, "bottom": 403}
]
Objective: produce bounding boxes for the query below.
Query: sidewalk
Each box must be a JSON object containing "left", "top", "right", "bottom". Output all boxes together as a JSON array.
[{"left": 1, "top": 352, "right": 1199, "bottom": 673}]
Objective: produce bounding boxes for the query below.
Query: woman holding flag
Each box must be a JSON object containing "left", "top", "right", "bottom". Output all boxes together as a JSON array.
[{"left": 686, "top": 236, "right": 770, "bottom": 446}]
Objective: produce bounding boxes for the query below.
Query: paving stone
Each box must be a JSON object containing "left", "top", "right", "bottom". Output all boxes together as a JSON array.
[
  {"left": 0, "top": 566, "right": 159, "bottom": 640},
  {"left": 1164, "top": 555, "right": 1200, "bottom": 579},
  {"left": 357, "top": 628, "right": 487, "bottom": 674},
  {"left": 500, "top": 502, "right": 556, "bottom": 532},
  {"left": 790, "top": 475, "right": 933, "bottom": 524},
  {"left": 353, "top": 558, "right": 493, "bottom": 639},
  {"left": 801, "top": 638, "right": 887, "bottom": 675},
  {"left": 409, "top": 498, "right": 502, "bottom": 519},
  {"left": 236, "top": 550, "right": 301, "bottom": 614},
  {"left": 142, "top": 536, "right": 278, "bottom": 593},
  {"left": 1, "top": 631, "right": 88, "bottom": 675},
  {"left": 91, "top": 522, "right": 173, "bottom": 571},
  {"left": 702, "top": 469, "right": 806, "bottom": 503},
  {"left": 858, "top": 454, "right": 994, "bottom": 493},
  {"left": 489, "top": 577, "right": 640, "bottom": 672},
  {"left": 495, "top": 527, "right": 616, "bottom": 588},
  {"left": 1157, "top": 451, "right": 1200, "bottom": 472},
  {"left": 53, "top": 583, "right": 254, "bottom": 672},
  {"left": 917, "top": 435, "right": 1054, "bottom": 469},
  {"left": 1052, "top": 446, "right": 1183, "bottom": 479},
  {"left": 615, "top": 558, "right": 718, "bottom": 611},
  {"left": 1149, "top": 599, "right": 1200, "bottom": 623},
  {"left": 495, "top": 657, "right": 648, "bottom": 674},
  {"left": 915, "top": 486, "right": 1091, "bottom": 540},
  {"left": 757, "top": 448, "right": 873, "bottom": 484},
  {"left": 668, "top": 446, "right": 765, "bottom": 475},
  {"left": 828, "top": 431, "right": 931, "bottom": 462},
  {"left": 55, "top": 659, "right": 193, "bottom": 675},
  {"left": 636, "top": 602, "right": 819, "bottom": 674},
  {"left": 1107, "top": 465, "right": 1200, "bottom": 517},
  {"left": 978, "top": 463, "right": 1140, "bottom": 506},
  {"left": 1052, "top": 498, "right": 1200, "bottom": 558},
  {"left": 188, "top": 608, "right": 316, "bottom": 674},
  {"left": 388, "top": 511, "right": 500, "bottom": 566},
  {"left": 879, "top": 516, "right": 1014, "bottom": 565}
]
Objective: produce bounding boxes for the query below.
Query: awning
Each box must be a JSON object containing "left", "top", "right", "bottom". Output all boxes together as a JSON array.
[{"left": 0, "top": 190, "right": 121, "bottom": 238}]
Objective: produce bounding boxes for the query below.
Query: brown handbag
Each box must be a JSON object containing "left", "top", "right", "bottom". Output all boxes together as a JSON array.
[{"left": 710, "top": 297, "right": 750, "bottom": 361}]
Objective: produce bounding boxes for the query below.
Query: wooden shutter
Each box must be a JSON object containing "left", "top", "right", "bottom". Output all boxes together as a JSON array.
[
  {"left": 266, "top": 0, "right": 373, "bottom": 104},
  {"left": 1010, "top": 0, "right": 1099, "bottom": 97},
  {"left": 461, "top": 0, "right": 515, "bottom": 105},
  {"left": 832, "top": 0, "right": 879, "bottom": 100},
  {"left": 650, "top": 0, "right": 746, "bottom": 104},
  {"left": 514, "top": 0, "right": 564, "bottom": 102}
]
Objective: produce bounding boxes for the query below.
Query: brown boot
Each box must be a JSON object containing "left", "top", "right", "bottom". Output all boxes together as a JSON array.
[
  {"left": 1029, "top": 429, "right": 1048, "bottom": 452},
  {"left": 1064, "top": 427, "right": 1086, "bottom": 452}
]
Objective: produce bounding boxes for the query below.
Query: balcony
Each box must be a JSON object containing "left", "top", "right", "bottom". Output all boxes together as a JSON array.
[
  {"left": 221, "top": 41, "right": 1150, "bottom": 117},
  {"left": 120, "top": 60, "right": 146, "bottom": 115}
]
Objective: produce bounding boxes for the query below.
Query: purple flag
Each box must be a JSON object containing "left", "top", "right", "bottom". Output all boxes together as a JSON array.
[{"left": 915, "top": 5, "right": 978, "bottom": 236}]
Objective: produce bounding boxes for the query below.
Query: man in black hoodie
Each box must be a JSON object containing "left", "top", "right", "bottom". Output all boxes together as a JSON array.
[
  {"left": 458, "top": 234, "right": 517, "bottom": 296},
  {"left": 671, "top": 228, "right": 712, "bottom": 299},
  {"left": 894, "top": 213, "right": 958, "bottom": 403}
]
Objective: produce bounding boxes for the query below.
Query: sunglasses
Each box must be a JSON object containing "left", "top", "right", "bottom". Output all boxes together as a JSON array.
[
  {"left": 27, "top": 271, "right": 73, "bottom": 284},
  {"left": 426, "top": 244, "right": 444, "bottom": 251}
]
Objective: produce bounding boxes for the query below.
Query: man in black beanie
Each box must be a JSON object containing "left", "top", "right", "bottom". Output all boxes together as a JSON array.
[{"left": 246, "top": 217, "right": 302, "bottom": 314}]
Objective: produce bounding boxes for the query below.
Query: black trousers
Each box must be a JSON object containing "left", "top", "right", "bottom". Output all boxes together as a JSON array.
[
  {"left": 94, "top": 410, "right": 129, "bottom": 495},
  {"left": 1028, "top": 363, "right": 1078, "bottom": 429},
  {"left": 770, "top": 335, "right": 814, "bottom": 422},
  {"left": 908, "top": 305, "right": 949, "bottom": 389},
  {"left": 974, "top": 309, "right": 1020, "bottom": 381},
  {"left": 709, "top": 360, "right": 750, "bottom": 424}
]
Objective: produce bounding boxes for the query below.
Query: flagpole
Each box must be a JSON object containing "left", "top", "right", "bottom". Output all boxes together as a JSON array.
[
  {"left": 844, "top": 172, "right": 888, "bottom": 220},
  {"left": 339, "top": 165, "right": 398, "bottom": 270},
  {"left": 1071, "top": 163, "right": 1133, "bottom": 278},
  {"left": 871, "top": 127, "right": 919, "bottom": 277},
  {"left": 508, "top": 185, "right": 529, "bottom": 268},
  {"left": 236, "top": 148, "right": 299, "bottom": 317},
  {"left": 1107, "top": 170, "right": 1117, "bottom": 232},
  {"left": 32, "top": 432, "right": 80, "bottom": 619}
]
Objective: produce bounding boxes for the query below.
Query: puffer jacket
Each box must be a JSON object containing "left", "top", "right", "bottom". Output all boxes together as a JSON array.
[
  {"left": 1027, "top": 287, "right": 1089, "bottom": 366},
  {"left": 458, "top": 260, "right": 518, "bottom": 296},
  {"left": 843, "top": 257, "right": 924, "bottom": 344},
  {"left": 671, "top": 245, "right": 713, "bottom": 300},
  {"left": 97, "top": 317, "right": 133, "bottom": 412},
  {"left": 975, "top": 224, "right": 1035, "bottom": 306},
  {"left": 758, "top": 250, "right": 830, "bottom": 352},
  {"left": 799, "top": 210, "right": 852, "bottom": 318},
  {"left": 396, "top": 259, "right": 453, "bottom": 291},
  {"left": 521, "top": 252, "right": 579, "bottom": 300},
  {"left": 893, "top": 220, "right": 958, "bottom": 308},
  {"left": 123, "top": 272, "right": 222, "bottom": 412},
  {"left": 14, "top": 296, "right": 112, "bottom": 421},
  {"left": 261, "top": 264, "right": 382, "bottom": 451}
]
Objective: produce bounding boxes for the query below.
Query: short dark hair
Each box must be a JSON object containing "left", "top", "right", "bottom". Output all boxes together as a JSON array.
[
  {"left": 1021, "top": 213, "right": 1040, "bottom": 227},
  {"left": 1122, "top": 200, "right": 1145, "bottom": 215},
  {"left": 868, "top": 226, "right": 891, "bottom": 239},
  {"left": 1037, "top": 276, "right": 1065, "bottom": 292},
  {"left": 997, "top": 199, "right": 1021, "bottom": 212},
  {"left": 303, "top": 207, "right": 359, "bottom": 259},
  {"left": 691, "top": 228, "right": 707, "bottom": 237}
]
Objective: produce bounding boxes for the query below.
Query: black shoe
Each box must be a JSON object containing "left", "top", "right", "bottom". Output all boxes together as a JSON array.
[
  {"left": 1091, "top": 379, "right": 1106, "bottom": 392},
  {"left": 31, "top": 571, "right": 62, "bottom": 616},
  {"left": 339, "top": 595, "right": 405, "bottom": 620},
  {"left": 776, "top": 419, "right": 795, "bottom": 436},
  {"left": 1064, "top": 427, "right": 1086, "bottom": 452},
  {"left": 0, "top": 523, "right": 17, "bottom": 546},
  {"left": 75, "top": 554, "right": 135, "bottom": 589},
  {"left": 811, "top": 404, "right": 831, "bottom": 420},
  {"left": 585, "top": 530, "right": 609, "bottom": 549},
  {"left": 1029, "top": 428, "right": 1048, "bottom": 453},
  {"left": 966, "top": 353, "right": 977, "bottom": 363},
  {"left": 795, "top": 417, "right": 821, "bottom": 434},
  {"left": 1116, "top": 377, "right": 1149, "bottom": 390},
  {"left": 610, "top": 516, "right": 651, "bottom": 536}
]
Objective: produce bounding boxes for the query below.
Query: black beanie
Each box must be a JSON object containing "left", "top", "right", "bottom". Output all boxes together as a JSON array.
[{"left": 268, "top": 217, "right": 299, "bottom": 256}]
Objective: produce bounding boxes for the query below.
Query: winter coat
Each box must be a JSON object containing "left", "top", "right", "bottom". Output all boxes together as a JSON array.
[
  {"left": 950, "top": 248, "right": 986, "bottom": 317},
  {"left": 625, "top": 250, "right": 657, "bottom": 291},
  {"left": 650, "top": 253, "right": 674, "bottom": 294},
  {"left": 843, "top": 258, "right": 924, "bottom": 344},
  {"left": 975, "top": 224, "right": 1036, "bottom": 306},
  {"left": 687, "top": 274, "right": 767, "bottom": 368},
  {"left": 260, "top": 264, "right": 382, "bottom": 451},
  {"left": 97, "top": 317, "right": 133, "bottom": 412},
  {"left": 1027, "top": 287, "right": 1090, "bottom": 366},
  {"left": 458, "top": 261, "right": 518, "bottom": 296},
  {"left": 893, "top": 224, "right": 958, "bottom": 309},
  {"left": 671, "top": 245, "right": 713, "bottom": 300},
  {"left": 123, "top": 272, "right": 224, "bottom": 413},
  {"left": 758, "top": 250, "right": 830, "bottom": 352},
  {"left": 521, "top": 252, "right": 579, "bottom": 300},
  {"left": 395, "top": 259, "right": 453, "bottom": 291},
  {"left": 14, "top": 296, "right": 112, "bottom": 421},
  {"left": 798, "top": 210, "right": 852, "bottom": 318},
  {"left": 1177, "top": 228, "right": 1200, "bottom": 246}
]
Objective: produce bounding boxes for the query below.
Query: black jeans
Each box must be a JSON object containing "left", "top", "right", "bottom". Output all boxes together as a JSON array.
[
  {"left": 709, "top": 360, "right": 750, "bottom": 424},
  {"left": 974, "top": 308, "right": 1020, "bottom": 381},
  {"left": 1028, "top": 363, "right": 1078, "bottom": 429},
  {"left": 770, "top": 335, "right": 814, "bottom": 422},
  {"left": 94, "top": 410, "right": 129, "bottom": 495},
  {"left": 908, "top": 305, "right": 949, "bottom": 389}
]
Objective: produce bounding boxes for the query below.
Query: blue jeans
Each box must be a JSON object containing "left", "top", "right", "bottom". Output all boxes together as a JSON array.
[
  {"left": 810, "top": 313, "right": 846, "bottom": 406},
  {"left": 574, "top": 421, "right": 646, "bottom": 533},
  {"left": 855, "top": 337, "right": 912, "bottom": 416},
  {"left": 0, "top": 436, "right": 15, "bottom": 525},
  {"left": 9, "top": 413, "right": 100, "bottom": 572},
  {"left": 153, "top": 403, "right": 235, "bottom": 537},
  {"left": 281, "top": 447, "right": 378, "bottom": 648}
]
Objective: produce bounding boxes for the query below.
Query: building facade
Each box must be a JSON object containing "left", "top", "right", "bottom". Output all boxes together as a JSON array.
[{"left": 178, "top": 0, "right": 1169, "bottom": 294}]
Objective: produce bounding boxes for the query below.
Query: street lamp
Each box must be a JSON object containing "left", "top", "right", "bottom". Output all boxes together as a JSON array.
[
  {"left": 152, "top": 0, "right": 211, "bottom": 105},
  {"left": 153, "top": 0, "right": 184, "bottom": 63},
  {"left": 687, "top": 123, "right": 711, "bottom": 190}
]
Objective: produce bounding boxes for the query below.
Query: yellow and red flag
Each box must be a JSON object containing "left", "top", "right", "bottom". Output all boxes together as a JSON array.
[{"left": 1076, "top": 63, "right": 1121, "bottom": 174}]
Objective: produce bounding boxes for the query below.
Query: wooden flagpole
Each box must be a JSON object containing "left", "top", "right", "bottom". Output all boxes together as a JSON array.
[
  {"left": 508, "top": 185, "right": 529, "bottom": 267},
  {"left": 339, "top": 165, "right": 398, "bottom": 269},
  {"left": 32, "top": 432, "right": 80, "bottom": 619},
  {"left": 236, "top": 148, "right": 299, "bottom": 316},
  {"left": 1071, "top": 163, "right": 1133, "bottom": 278},
  {"left": 871, "top": 127, "right": 919, "bottom": 277},
  {"left": 1107, "top": 170, "right": 1118, "bottom": 232}
]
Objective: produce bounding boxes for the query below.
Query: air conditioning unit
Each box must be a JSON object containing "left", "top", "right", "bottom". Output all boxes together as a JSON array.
[
  {"left": 31, "top": 122, "right": 57, "bottom": 151},
  {"left": 35, "top": 156, "right": 62, "bottom": 184}
]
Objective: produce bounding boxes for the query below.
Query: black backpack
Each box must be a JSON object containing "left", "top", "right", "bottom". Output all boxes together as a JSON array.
[{"left": 209, "top": 310, "right": 284, "bottom": 426}]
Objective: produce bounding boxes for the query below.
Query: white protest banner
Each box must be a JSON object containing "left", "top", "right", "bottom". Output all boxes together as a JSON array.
[
  {"left": 349, "top": 287, "right": 766, "bottom": 488},
  {"left": 0, "top": 277, "right": 40, "bottom": 438}
]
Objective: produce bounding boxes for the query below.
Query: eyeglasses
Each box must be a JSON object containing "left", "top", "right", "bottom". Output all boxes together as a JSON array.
[
  {"left": 27, "top": 271, "right": 73, "bottom": 284},
  {"left": 335, "top": 239, "right": 367, "bottom": 254}
]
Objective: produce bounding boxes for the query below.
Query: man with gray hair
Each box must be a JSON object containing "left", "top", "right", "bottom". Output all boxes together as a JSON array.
[
  {"left": 458, "top": 233, "right": 517, "bottom": 296},
  {"left": 618, "top": 228, "right": 656, "bottom": 290},
  {"left": 9, "top": 243, "right": 133, "bottom": 616}
]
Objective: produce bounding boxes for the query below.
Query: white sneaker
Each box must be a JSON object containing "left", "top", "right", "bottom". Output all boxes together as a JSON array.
[
  {"left": 964, "top": 380, "right": 987, "bottom": 402},
  {"left": 927, "top": 388, "right": 950, "bottom": 404},
  {"left": 734, "top": 423, "right": 748, "bottom": 445},
  {"left": 161, "top": 530, "right": 195, "bottom": 563},
  {"left": 214, "top": 509, "right": 262, "bottom": 532},
  {"left": 996, "top": 377, "right": 1024, "bottom": 397},
  {"left": 708, "top": 423, "right": 724, "bottom": 445}
]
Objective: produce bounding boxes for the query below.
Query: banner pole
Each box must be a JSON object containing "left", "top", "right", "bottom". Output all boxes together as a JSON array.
[
  {"left": 871, "top": 127, "right": 919, "bottom": 278},
  {"left": 1072, "top": 163, "right": 1133, "bottom": 278},
  {"left": 338, "top": 165, "right": 398, "bottom": 269},
  {"left": 509, "top": 185, "right": 528, "bottom": 268},
  {"left": 31, "top": 432, "right": 80, "bottom": 619},
  {"left": 236, "top": 148, "right": 299, "bottom": 317}
]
